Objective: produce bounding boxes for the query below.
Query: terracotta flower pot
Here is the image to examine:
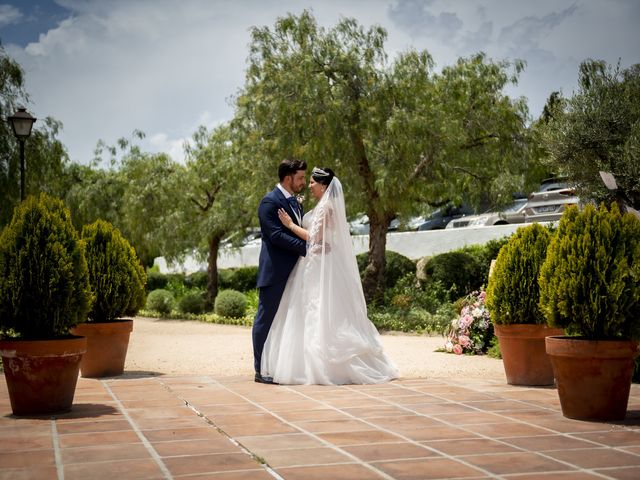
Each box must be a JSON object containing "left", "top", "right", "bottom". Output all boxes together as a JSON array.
[
  {"left": 494, "top": 324, "right": 564, "bottom": 386},
  {"left": 546, "top": 336, "right": 639, "bottom": 421},
  {"left": 0, "top": 336, "right": 86, "bottom": 416},
  {"left": 71, "top": 319, "right": 133, "bottom": 378}
]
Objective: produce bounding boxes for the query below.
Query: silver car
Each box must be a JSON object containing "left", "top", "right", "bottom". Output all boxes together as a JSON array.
[
  {"left": 446, "top": 198, "right": 528, "bottom": 228},
  {"left": 524, "top": 187, "right": 579, "bottom": 223}
]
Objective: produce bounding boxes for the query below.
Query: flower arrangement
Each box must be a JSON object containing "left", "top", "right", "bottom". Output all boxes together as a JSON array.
[{"left": 444, "top": 290, "right": 493, "bottom": 355}]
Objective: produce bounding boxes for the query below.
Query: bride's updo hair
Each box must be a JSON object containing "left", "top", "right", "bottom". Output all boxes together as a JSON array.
[{"left": 311, "top": 167, "right": 335, "bottom": 186}]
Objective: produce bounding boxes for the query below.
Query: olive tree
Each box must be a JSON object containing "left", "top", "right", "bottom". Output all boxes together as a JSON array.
[
  {"left": 235, "top": 11, "right": 535, "bottom": 301},
  {"left": 540, "top": 60, "right": 639, "bottom": 209}
]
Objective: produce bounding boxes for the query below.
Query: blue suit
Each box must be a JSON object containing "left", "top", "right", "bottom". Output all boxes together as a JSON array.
[{"left": 252, "top": 187, "right": 306, "bottom": 373}]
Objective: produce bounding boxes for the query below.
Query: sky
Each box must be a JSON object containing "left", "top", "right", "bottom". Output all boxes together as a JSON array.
[{"left": 0, "top": 0, "right": 638, "bottom": 165}]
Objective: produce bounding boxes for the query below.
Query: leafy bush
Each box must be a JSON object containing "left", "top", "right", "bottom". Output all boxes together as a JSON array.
[
  {"left": 218, "top": 267, "right": 258, "bottom": 292},
  {"left": 466, "top": 236, "right": 511, "bottom": 285},
  {"left": 485, "top": 224, "right": 552, "bottom": 325},
  {"left": 146, "top": 270, "right": 169, "bottom": 291},
  {"left": 421, "top": 251, "right": 483, "bottom": 301},
  {"left": 214, "top": 289, "right": 248, "bottom": 318},
  {"left": 146, "top": 289, "right": 175, "bottom": 317},
  {"left": 178, "top": 290, "right": 206, "bottom": 315},
  {"left": 357, "top": 251, "right": 416, "bottom": 289},
  {"left": 82, "top": 219, "right": 147, "bottom": 322},
  {"left": 386, "top": 274, "right": 450, "bottom": 313},
  {"left": 185, "top": 270, "right": 208, "bottom": 289},
  {"left": 0, "top": 194, "right": 93, "bottom": 338},
  {"left": 539, "top": 204, "right": 640, "bottom": 339}
]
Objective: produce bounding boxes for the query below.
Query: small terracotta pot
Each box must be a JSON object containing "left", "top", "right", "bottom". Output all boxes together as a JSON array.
[
  {"left": 71, "top": 319, "right": 133, "bottom": 378},
  {"left": 546, "top": 336, "right": 639, "bottom": 421},
  {"left": 0, "top": 336, "right": 86, "bottom": 416},
  {"left": 494, "top": 324, "right": 564, "bottom": 386}
]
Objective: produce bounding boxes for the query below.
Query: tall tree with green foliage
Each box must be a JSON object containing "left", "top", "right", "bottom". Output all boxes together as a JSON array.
[
  {"left": 540, "top": 60, "right": 639, "bottom": 209},
  {"left": 180, "top": 124, "right": 256, "bottom": 307},
  {"left": 0, "top": 46, "right": 69, "bottom": 225},
  {"left": 235, "top": 11, "right": 535, "bottom": 301}
]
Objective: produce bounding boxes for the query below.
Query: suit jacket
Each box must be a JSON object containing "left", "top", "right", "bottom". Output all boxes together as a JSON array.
[{"left": 256, "top": 187, "right": 306, "bottom": 288}]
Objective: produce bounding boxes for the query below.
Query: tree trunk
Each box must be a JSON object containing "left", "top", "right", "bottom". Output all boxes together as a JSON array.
[
  {"left": 362, "top": 212, "right": 392, "bottom": 304},
  {"left": 205, "top": 235, "right": 221, "bottom": 310}
]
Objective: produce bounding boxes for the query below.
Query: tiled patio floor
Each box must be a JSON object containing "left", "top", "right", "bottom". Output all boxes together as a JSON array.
[{"left": 1, "top": 375, "right": 639, "bottom": 479}]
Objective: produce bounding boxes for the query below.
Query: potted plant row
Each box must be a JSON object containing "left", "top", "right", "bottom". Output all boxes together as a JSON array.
[
  {"left": 486, "top": 223, "right": 563, "bottom": 386},
  {"left": 0, "top": 194, "right": 93, "bottom": 415},
  {"left": 70, "top": 219, "right": 146, "bottom": 378},
  {"left": 539, "top": 203, "right": 640, "bottom": 421}
]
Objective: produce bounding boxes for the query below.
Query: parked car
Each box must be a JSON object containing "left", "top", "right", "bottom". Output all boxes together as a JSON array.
[
  {"left": 348, "top": 215, "right": 400, "bottom": 235},
  {"left": 446, "top": 198, "right": 528, "bottom": 228},
  {"left": 538, "top": 177, "right": 569, "bottom": 192},
  {"left": 416, "top": 204, "right": 475, "bottom": 230},
  {"left": 524, "top": 187, "right": 580, "bottom": 223}
]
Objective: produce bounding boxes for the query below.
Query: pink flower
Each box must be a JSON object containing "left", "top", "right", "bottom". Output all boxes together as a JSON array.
[
  {"left": 452, "top": 344, "right": 463, "bottom": 355},
  {"left": 458, "top": 335, "right": 471, "bottom": 347}
]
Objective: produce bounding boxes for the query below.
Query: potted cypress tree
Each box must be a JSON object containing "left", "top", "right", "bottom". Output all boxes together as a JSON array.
[
  {"left": 486, "top": 223, "right": 563, "bottom": 385},
  {"left": 540, "top": 203, "right": 640, "bottom": 421},
  {"left": 0, "top": 194, "right": 93, "bottom": 415},
  {"left": 71, "top": 219, "right": 146, "bottom": 377}
]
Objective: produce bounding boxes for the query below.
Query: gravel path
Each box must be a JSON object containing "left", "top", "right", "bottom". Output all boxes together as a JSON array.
[{"left": 125, "top": 317, "right": 506, "bottom": 381}]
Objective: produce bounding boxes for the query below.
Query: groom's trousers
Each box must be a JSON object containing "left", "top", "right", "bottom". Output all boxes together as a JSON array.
[{"left": 252, "top": 281, "right": 288, "bottom": 374}]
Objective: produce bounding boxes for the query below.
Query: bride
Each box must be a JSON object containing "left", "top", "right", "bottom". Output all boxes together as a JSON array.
[{"left": 260, "top": 167, "right": 398, "bottom": 385}]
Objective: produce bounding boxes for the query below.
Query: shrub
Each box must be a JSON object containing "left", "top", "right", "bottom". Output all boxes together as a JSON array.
[
  {"left": 214, "top": 289, "right": 248, "bottom": 318},
  {"left": 178, "top": 290, "right": 206, "bottom": 315},
  {"left": 356, "top": 251, "right": 415, "bottom": 289},
  {"left": 218, "top": 267, "right": 258, "bottom": 292},
  {"left": 81, "top": 219, "right": 147, "bottom": 322},
  {"left": 468, "top": 236, "right": 511, "bottom": 284},
  {"left": 185, "top": 270, "right": 208, "bottom": 289},
  {"left": 539, "top": 204, "right": 640, "bottom": 339},
  {"left": 0, "top": 194, "right": 93, "bottom": 338},
  {"left": 386, "top": 274, "right": 449, "bottom": 313},
  {"left": 422, "top": 251, "right": 483, "bottom": 301},
  {"left": 485, "top": 224, "right": 552, "bottom": 325},
  {"left": 146, "top": 289, "right": 175, "bottom": 317},
  {"left": 146, "top": 270, "right": 169, "bottom": 291}
]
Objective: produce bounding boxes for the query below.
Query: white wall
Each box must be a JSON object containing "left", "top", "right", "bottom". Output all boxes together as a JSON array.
[{"left": 156, "top": 223, "right": 529, "bottom": 273}]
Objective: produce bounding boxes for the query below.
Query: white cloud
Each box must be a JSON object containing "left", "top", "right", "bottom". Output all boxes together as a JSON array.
[
  {"left": 4, "top": 0, "right": 639, "bottom": 163},
  {"left": 0, "top": 4, "right": 21, "bottom": 28}
]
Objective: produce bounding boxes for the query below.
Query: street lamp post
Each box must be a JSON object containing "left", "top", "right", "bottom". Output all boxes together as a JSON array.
[{"left": 8, "top": 107, "right": 37, "bottom": 201}]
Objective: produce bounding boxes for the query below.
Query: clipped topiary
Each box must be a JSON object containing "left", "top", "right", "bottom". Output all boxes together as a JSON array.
[
  {"left": 0, "top": 194, "right": 93, "bottom": 338},
  {"left": 214, "top": 289, "right": 247, "bottom": 318},
  {"left": 539, "top": 203, "right": 640, "bottom": 420},
  {"left": 218, "top": 267, "right": 258, "bottom": 292},
  {"left": 486, "top": 223, "right": 552, "bottom": 325},
  {"left": 146, "top": 289, "right": 175, "bottom": 317},
  {"left": 539, "top": 203, "right": 640, "bottom": 339},
  {"left": 485, "top": 223, "right": 559, "bottom": 386},
  {"left": 178, "top": 291, "right": 206, "bottom": 315},
  {"left": 81, "top": 219, "right": 147, "bottom": 322}
]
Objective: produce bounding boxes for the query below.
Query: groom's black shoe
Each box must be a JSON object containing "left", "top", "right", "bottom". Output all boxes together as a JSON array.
[{"left": 254, "top": 373, "right": 278, "bottom": 385}]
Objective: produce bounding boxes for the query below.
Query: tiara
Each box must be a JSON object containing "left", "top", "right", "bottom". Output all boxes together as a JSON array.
[{"left": 312, "top": 167, "right": 330, "bottom": 177}]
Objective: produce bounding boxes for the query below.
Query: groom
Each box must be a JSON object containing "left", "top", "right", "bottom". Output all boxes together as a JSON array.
[{"left": 252, "top": 159, "right": 307, "bottom": 384}]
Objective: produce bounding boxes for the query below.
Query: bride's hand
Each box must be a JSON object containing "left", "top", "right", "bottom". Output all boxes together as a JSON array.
[{"left": 278, "top": 208, "right": 293, "bottom": 228}]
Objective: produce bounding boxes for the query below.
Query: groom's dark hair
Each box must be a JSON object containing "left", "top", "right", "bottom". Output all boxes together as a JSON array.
[{"left": 278, "top": 159, "right": 307, "bottom": 181}]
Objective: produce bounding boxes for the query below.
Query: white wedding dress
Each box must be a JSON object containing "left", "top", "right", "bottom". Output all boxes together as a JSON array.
[{"left": 261, "top": 177, "right": 398, "bottom": 385}]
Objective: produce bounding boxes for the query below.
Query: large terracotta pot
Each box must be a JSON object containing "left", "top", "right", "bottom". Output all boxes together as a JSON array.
[
  {"left": 71, "top": 319, "right": 133, "bottom": 378},
  {"left": 494, "top": 324, "right": 564, "bottom": 386},
  {"left": 546, "top": 336, "right": 639, "bottom": 421},
  {"left": 0, "top": 336, "right": 86, "bottom": 416}
]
